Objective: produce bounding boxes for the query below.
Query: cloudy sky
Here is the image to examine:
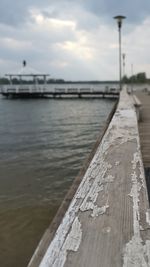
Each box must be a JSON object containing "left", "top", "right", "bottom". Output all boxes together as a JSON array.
[{"left": 0, "top": 0, "right": 150, "bottom": 80}]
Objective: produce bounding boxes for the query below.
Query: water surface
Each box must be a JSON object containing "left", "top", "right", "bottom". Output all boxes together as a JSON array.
[{"left": 0, "top": 96, "right": 115, "bottom": 267}]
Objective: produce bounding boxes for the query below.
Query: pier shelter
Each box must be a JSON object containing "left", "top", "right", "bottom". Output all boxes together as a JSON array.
[{"left": 1, "top": 62, "right": 50, "bottom": 97}]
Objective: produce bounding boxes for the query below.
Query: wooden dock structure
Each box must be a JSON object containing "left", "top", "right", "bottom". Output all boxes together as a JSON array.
[
  {"left": 1, "top": 86, "right": 119, "bottom": 99},
  {"left": 27, "top": 88, "right": 150, "bottom": 267},
  {"left": 135, "top": 91, "right": 150, "bottom": 203},
  {"left": 135, "top": 92, "right": 150, "bottom": 167}
]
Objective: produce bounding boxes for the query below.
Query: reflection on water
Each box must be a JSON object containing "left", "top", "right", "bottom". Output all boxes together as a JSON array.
[{"left": 0, "top": 97, "right": 115, "bottom": 267}]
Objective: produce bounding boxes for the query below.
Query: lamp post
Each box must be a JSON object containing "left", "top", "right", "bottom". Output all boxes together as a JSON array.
[{"left": 114, "top": 15, "right": 126, "bottom": 91}]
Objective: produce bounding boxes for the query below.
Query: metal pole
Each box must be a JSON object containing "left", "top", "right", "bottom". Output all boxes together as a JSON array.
[
  {"left": 114, "top": 16, "right": 126, "bottom": 92},
  {"left": 118, "top": 26, "right": 122, "bottom": 91}
]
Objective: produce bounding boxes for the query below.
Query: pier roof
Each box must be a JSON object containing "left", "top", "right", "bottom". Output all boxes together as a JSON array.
[{"left": 5, "top": 62, "right": 50, "bottom": 77}]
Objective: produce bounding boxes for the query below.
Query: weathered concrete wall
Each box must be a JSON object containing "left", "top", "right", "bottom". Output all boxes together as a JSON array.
[{"left": 32, "top": 88, "right": 150, "bottom": 267}]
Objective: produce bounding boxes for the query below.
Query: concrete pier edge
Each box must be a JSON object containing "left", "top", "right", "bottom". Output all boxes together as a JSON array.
[{"left": 28, "top": 88, "right": 150, "bottom": 267}]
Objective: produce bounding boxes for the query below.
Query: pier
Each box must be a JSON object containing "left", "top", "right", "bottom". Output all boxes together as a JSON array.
[
  {"left": 0, "top": 65, "right": 119, "bottom": 99},
  {"left": 1, "top": 85, "right": 119, "bottom": 98},
  {"left": 28, "top": 88, "right": 150, "bottom": 267}
]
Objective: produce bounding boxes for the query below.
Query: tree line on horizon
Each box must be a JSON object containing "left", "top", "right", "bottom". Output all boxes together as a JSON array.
[
  {"left": 0, "top": 72, "right": 149, "bottom": 84},
  {"left": 122, "top": 72, "right": 148, "bottom": 84}
]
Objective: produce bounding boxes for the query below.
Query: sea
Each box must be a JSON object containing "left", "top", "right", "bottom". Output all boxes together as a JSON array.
[{"left": 0, "top": 83, "right": 118, "bottom": 267}]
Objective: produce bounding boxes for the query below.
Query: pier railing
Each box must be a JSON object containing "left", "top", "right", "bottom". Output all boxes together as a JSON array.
[
  {"left": 28, "top": 87, "right": 150, "bottom": 267},
  {"left": 0, "top": 84, "right": 119, "bottom": 97}
]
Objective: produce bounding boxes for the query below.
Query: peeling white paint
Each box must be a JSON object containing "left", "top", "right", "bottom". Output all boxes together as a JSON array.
[
  {"left": 64, "top": 216, "right": 82, "bottom": 252},
  {"left": 79, "top": 166, "right": 112, "bottom": 217},
  {"left": 104, "top": 175, "right": 114, "bottom": 183},
  {"left": 115, "top": 161, "right": 120, "bottom": 166},
  {"left": 102, "top": 226, "right": 111, "bottom": 234},
  {"left": 51, "top": 217, "right": 82, "bottom": 267},
  {"left": 40, "top": 217, "right": 82, "bottom": 267},
  {"left": 91, "top": 204, "right": 109, "bottom": 218},
  {"left": 123, "top": 236, "right": 150, "bottom": 267},
  {"left": 146, "top": 210, "right": 150, "bottom": 226},
  {"left": 123, "top": 149, "right": 150, "bottom": 266},
  {"left": 123, "top": 123, "right": 149, "bottom": 265},
  {"left": 79, "top": 172, "right": 112, "bottom": 217}
]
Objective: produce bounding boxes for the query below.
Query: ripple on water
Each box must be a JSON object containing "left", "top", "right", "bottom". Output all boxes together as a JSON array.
[{"left": 0, "top": 97, "right": 115, "bottom": 267}]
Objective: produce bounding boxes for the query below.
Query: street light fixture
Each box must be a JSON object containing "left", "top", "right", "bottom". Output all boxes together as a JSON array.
[{"left": 114, "top": 15, "right": 126, "bottom": 91}]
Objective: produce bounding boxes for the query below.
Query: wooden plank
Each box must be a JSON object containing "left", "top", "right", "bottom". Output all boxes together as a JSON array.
[
  {"left": 136, "top": 92, "right": 150, "bottom": 168},
  {"left": 34, "top": 89, "right": 150, "bottom": 267}
]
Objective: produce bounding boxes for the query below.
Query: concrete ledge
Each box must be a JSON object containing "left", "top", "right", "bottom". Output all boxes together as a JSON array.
[{"left": 31, "top": 88, "right": 150, "bottom": 267}]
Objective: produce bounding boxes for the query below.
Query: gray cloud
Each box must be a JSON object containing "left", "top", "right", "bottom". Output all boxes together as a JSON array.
[
  {"left": 74, "top": 0, "right": 150, "bottom": 24},
  {"left": 0, "top": 0, "right": 150, "bottom": 80},
  {"left": 0, "top": 0, "right": 49, "bottom": 26},
  {"left": 1, "top": 0, "right": 150, "bottom": 27}
]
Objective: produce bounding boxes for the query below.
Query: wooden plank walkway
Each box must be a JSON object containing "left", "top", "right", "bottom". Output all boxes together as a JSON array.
[
  {"left": 28, "top": 89, "right": 150, "bottom": 267},
  {"left": 135, "top": 92, "right": 150, "bottom": 168}
]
